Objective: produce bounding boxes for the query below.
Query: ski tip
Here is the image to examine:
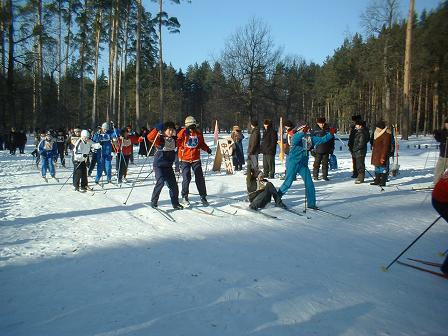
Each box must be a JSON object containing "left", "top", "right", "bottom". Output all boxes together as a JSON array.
[{"left": 380, "top": 266, "right": 389, "bottom": 272}]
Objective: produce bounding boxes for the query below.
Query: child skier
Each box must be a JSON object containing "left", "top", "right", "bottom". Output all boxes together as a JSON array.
[
  {"left": 147, "top": 121, "right": 183, "bottom": 210},
  {"left": 73, "top": 130, "right": 94, "bottom": 192},
  {"left": 277, "top": 121, "right": 335, "bottom": 209},
  {"left": 38, "top": 131, "right": 58, "bottom": 181},
  {"left": 177, "top": 116, "right": 212, "bottom": 206},
  {"left": 115, "top": 128, "right": 141, "bottom": 184}
]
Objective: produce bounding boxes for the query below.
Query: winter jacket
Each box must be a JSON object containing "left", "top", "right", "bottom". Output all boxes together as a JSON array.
[
  {"left": 352, "top": 127, "right": 370, "bottom": 157},
  {"left": 371, "top": 127, "right": 392, "bottom": 166},
  {"left": 38, "top": 138, "right": 57, "bottom": 158},
  {"left": 287, "top": 131, "right": 334, "bottom": 168},
  {"left": 73, "top": 138, "right": 93, "bottom": 162},
  {"left": 55, "top": 134, "right": 66, "bottom": 152},
  {"left": 432, "top": 171, "right": 448, "bottom": 203},
  {"left": 348, "top": 124, "right": 356, "bottom": 152},
  {"left": 92, "top": 129, "right": 118, "bottom": 156},
  {"left": 247, "top": 126, "right": 261, "bottom": 156},
  {"left": 176, "top": 127, "right": 210, "bottom": 162},
  {"left": 9, "top": 131, "right": 18, "bottom": 147},
  {"left": 67, "top": 135, "right": 80, "bottom": 151},
  {"left": 261, "top": 125, "right": 278, "bottom": 155},
  {"left": 246, "top": 167, "right": 266, "bottom": 202},
  {"left": 434, "top": 129, "right": 448, "bottom": 158},
  {"left": 116, "top": 135, "right": 140, "bottom": 156},
  {"left": 231, "top": 131, "right": 245, "bottom": 161},
  {"left": 138, "top": 129, "right": 150, "bottom": 156},
  {"left": 17, "top": 131, "right": 27, "bottom": 147},
  {"left": 147, "top": 128, "right": 177, "bottom": 167},
  {"left": 313, "top": 124, "right": 335, "bottom": 155}
]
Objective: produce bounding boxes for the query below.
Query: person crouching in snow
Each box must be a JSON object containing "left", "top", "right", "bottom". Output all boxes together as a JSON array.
[
  {"left": 247, "top": 159, "right": 286, "bottom": 210},
  {"left": 177, "top": 116, "right": 212, "bottom": 206},
  {"left": 370, "top": 120, "right": 392, "bottom": 187},
  {"left": 431, "top": 170, "right": 448, "bottom": 275},
  {"left": 277, "top": 121, "right": 335, "bottom": 209},
  {"left": 73, "top": 130, "right": 95, "bottom": 192},
  {"left": 38, "top": 131, "right": 58, "bottom": 181},
  {"left": 147, "top": 121, "right": 183, "bottom": 210},
  {"left": 115, "top": 128, "right": 141, "bottom": 184}
]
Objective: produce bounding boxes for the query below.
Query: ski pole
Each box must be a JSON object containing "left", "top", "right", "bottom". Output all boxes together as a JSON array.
[
  {"left": 123, "top": 132, "right": 159, "bottom": 205},
  {"left": 204, "top": 153, "right": 211, "bottom": 177},
  {"left": 59, "top": 160, "right": 83, "bottom": 191},
  {"left": 364, "top": 168, "right": 384, "bottom": 192},
  {"left": 381, "top": 215, "right": 442, "bottom": 272}
]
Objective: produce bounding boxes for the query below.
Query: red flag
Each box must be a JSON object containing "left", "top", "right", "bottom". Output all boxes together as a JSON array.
[{"left": 213, "top": 120, "right": 219, "bottom": 145}]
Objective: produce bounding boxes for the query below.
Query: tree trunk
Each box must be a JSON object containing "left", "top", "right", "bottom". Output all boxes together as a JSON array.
[
  {"left": 0, "top": 0, "right": 6, "bottom": 128},
  {"left": 402, "top": 0, "right": 414, "bottom": 140},
  {"left": 91, "top": 8, "right": 103, "bottom": 128},
  {"left": 112, "top": 0, "right": 119, "bottom": 121},
  {"left": 158, "top": 0, "right": 164, "bottom": 122},
  {"left": 122, "top": 1, "right": 130, "bottom": 127},
  {"left": 432, "top": 64, "right": 439, "bottom": 132},
  {"left": 135, "top": 0, "right": 141, "bottom": 126},
  {"left": 415, "top": 78, "right": 422, "bottom": 137},
  {"left": 383, "top": 36, "right": 391, "bottom": 124},
  {"left": 64, "top": 0, "right": 73, "bottom": 113},
  {"left": 423, "top": 80, "right": 428, "bottom": 135},
  {"left": 57, "top": 0, "right": 62, "bottom": 115},
  {"left": 7, "top": 0, "right": 14, "bottom": 126},
  {"left": 107, "top": 1, "right": 116, "bottom": 122}
]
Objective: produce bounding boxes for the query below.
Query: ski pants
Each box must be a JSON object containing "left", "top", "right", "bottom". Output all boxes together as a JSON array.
[
  {"left": 41, "top": 155, "right": 55, "bottom": 177},
  {"left": 181, "top": 160, "right": 206, "bottom": 198},
  {"left": 88, "top": 153, "right": 97, "bottom": 176},
  {"left": 117, "top": 153, "right": 130, "bottom": 182},
  {"left": 432, "top": 198, "right": 448, "bottom": 275},
  {"left": 250, "top": 182, "right": 282, "bottom": 209},
  {"left": 151, "top": 166, "right": 179, "bottom": 206},
  {"left": 263, "top": 154, "right": 275, "bottom": 178},
  {"left": 73, "top": 161, "right": 88, "bottom": 189},
  {"left": 313, "top": 153, "right": 329, "bottom": 178},
  {"left": 95, "top": 152, "right": 112, "bottom": 182},
  {"left": 279, "top": 161, "right": 316, "bottom": 207}
]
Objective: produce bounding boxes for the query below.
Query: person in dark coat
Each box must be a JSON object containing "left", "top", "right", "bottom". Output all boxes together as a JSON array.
[
  {"left": 147, "top": 121, "right": 183, "bottom": 210},
  {"left": 8, "top": 127, "right": 18, "bottom": 155},
  {"left": 352, "top": 120, "right": 370, "bottom": 184},
  {"left": 17, "top": 129, "right": 27, "bottom": 154},
  {"left": 261, "top": 119, "right": 278, "bottom": 179},
  {"left": 433, "top": 118, "right": 448, "bottom": 183},
  {"left": 246, "top": 159, "right": 285, "bottom": 210},
  {"left": 348, "top": 115, "right": 362, "bottom": 178},
  {"left": 312, "top": 117, "right": 334, "bottom": 181},
  {"left": 247, "top": 119, "right": 260, "bottom": 170},
  {"left": 55, "top": 129, "right": 67, "bottom": 167},
  {"left": 138, "top": 126, "right": 150, "bottom": 157},
  {"left": 231, "top": 125, "right": 245, "bottom": 171},
  {"left": 370, "top": 120, "right": 392, "bottom": 186}
]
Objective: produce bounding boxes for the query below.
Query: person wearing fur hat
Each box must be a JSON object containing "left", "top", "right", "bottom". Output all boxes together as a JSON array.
[
  {"left": 73, "top": 130, "right": 94, "bottom": 191},
  {"left": 261, "top": 119, "right": 278, "bottom": 179},
  {"left": 246, "top": 160, "right": 286, "bottom": 210},
  {"left": 352, "top": 119, "right": 370, "bottom": 184},
  {"left": 92, "top": 122, "right": 118, "bottom": 184},
  {"left": 312, "top": 117, "right": 334, "bottom": 181},
  {"left": 433, "top": 118, "right": 448, "bottom": 183},
  {"left": 147, "top": 121, "right": 183, "bottom": 210},
  {"left": 348, "top": 115, "right": 362, "bottom": 178},
  {"left": 177, "top": 116, "right": 212, "bottom": 206},
  {"left": 38, "top": 131, "right": 58, "bottom": 181},
  {"left": 231, "top": 125, "right": 245, "bottom": 171},
  {"left": 370, "top": 121, "right": 392, "bottom": 186},
  {"left": 278, "top": 121, "right": 335, "bottom": 209}
]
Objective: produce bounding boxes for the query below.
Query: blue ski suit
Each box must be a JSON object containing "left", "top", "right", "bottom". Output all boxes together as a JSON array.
[
  {"left": 92, "top": 129, "right": 118, "bottom": 182},
  {"left": 38, "top": 138, "right": 58, "bottom": 177},
  {"left": 278, "top": 130, "right": 333, "bottom": 208}
]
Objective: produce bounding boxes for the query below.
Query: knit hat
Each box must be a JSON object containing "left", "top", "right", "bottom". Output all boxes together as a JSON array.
[
  {"left": 163, "top": 121, "right": 176, "bottom": 131},
  {"left": 101, "top": 122, "right": 109, "bottom": 130},
  {"left": 284, "top": 120, "right": 293, "bottom": 128},
  {"left": 81, "top": 130, "right": 90, "bottom": 138},
  {"left": 375, "top": 120, "right": 386, "bottom": 129},
  {"left": 316, "top": 117, "right": 326, "bottom": 124},
  {"left": 185, "top": 116, "right": 197, "bottom": 128}
]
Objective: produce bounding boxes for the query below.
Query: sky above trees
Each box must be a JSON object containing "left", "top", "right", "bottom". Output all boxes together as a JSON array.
[{"left": 145, "top": 0, "right": 443, "bottom": 71}]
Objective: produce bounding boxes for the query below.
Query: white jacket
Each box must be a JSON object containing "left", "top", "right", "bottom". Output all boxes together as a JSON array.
[{"left": 73, "top": 138, "right": 93, "bottom": 162}]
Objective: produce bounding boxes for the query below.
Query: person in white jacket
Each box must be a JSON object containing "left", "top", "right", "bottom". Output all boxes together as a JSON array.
[{"left": 73, "top": 130, "right": 98, "bottom": 192}]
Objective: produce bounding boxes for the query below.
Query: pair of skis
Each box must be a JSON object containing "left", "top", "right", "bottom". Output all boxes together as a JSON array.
[{"left": 397, "top": 258, "right": 447, "bottom": 280}]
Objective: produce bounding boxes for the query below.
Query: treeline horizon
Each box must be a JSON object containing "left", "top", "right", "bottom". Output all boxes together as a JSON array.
[{"left": 1, "top": 0, "right": 447, "bottom": 137}]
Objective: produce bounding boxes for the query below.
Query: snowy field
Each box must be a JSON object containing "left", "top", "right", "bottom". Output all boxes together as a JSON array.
[{"left": 0, "top": 133, "right": 447, "bottom": 336}]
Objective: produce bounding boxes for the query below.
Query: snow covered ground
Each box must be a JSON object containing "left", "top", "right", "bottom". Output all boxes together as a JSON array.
[{"left": 0, "top": 133, "right": 447, "bottom": 336}]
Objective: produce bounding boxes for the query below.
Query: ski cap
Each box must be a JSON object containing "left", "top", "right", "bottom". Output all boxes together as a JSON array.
[
  {"left": 81, "top": 130, "right": 90, "bottom": 138},
  {"left": 101, "top": 122, "right": 109, "bottom": 130},
  {"left": 185, "top": 116, "right": 197, "bottom": 127}
]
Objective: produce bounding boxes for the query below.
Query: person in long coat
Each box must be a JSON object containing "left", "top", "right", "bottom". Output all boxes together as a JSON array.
[{"left": 370, "top": 120, "right": 392, "bottom": 187}]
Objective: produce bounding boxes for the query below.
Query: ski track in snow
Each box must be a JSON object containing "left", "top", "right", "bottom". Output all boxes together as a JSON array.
[{"left": 0, "top": 134, "right": 447, "bottom": 336}]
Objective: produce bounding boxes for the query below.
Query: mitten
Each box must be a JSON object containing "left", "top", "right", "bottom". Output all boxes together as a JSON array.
[
  {"left": 329, "top": 127, "right": 336, "bottom": 135},
  {"left": 207, "top": 148, "right": 212, "bottom": 155}
]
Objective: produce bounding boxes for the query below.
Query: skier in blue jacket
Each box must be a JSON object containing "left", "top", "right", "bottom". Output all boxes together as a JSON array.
[
  {"left": 38, "top": 131, "right": 58, "bottom": 181},
  {"left": 92, "top": 122, "right": 118, "bottom": 184},
  {"left": 278, "top": 121, "right": 335, "bottom": 209}
]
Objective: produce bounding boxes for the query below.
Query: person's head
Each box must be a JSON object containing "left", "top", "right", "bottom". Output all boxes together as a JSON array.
[
  {"left": 45, "top": 131, "right": 52, "bottom": 141},
  {"left": 233, "top": 125, "right": 241, "bottom": 133},
  {"left": 250, "top": 119, "right": 258, "bottom": 129},
  {"left": 375, "top": 120, "right": 386, "bottom": 129},
  {"left": 355, "top": 120, "right": 364, "bottom": 129},
  {"left": 296, "top": 120, "right": 308, "bottom": 132},
  {"left": 121, "top": 128, "right": 129, "bottom": 138},
  {"left": 11, "top": 127, "right": 15, "bottom": 132},
  {"left": 284, "top": 120, "right": 293, "bottom": 131},
  {"left": 185, "top": 116, "right": 197, "bottom": 130},
  {"left": 263, "top": 119, "right": 271, "bottom": 130},
  {"left": 74, "top": 128, "right": 81, "bottom": 136},
  {"left": 101, "top": 122, "right": 109, "bottom": 133},
  {"left": 81, "top": 130, "right": 90, "bottom": 141},
  {"left": 40, "top": 130, "right": 46, "bottom": 138},
  {"left": 126, "top": 124, "right": 132, "bottom": 131},
  {"left": 352, "top": 115, "right": 362, "bottom": 124},
  {"left": 316, "top": 117, "right": 326, "bottom": 129},
  {"left": 163, "top": 121, "right": 176, "bottom": 137}
]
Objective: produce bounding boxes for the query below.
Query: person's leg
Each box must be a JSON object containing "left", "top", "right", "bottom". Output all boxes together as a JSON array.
[
  {"left": 73, "top": 163, "right": 81, "bottom": 189},
  {"left": 313, "top": 153, "right": 322, "bottom": 179},
  {"left": 105, "top": 154, "right": 112, "bottom": 181},
  {"left": 95, "top": 152, "right": 103, "bottom": 183},
  {"left": 321, "top": 154, "right": 329, "bottom": 180},
  {"left": 165, "top": 167, "right": 180, "bottom": 206},
  {"left": 351, "top": 154, "right": 357, "bottom": 178},
  {"left": 434, "top": 157, "right": 448, "bottom": 184},
  {"left": 268, "top": 154, "right": 275, "bottom": 178},
  {"left": 181, "top": 161, "right": 192, "bottom": 198},
  {"left": 263, "top": 154, "right": 269, "bottom": 177},
  {"left": 41, "top": 157, "right": 48, "bottom": 177},
  {"left": 151, "top": 166, "right": 165, "bottom": 206},
  {"left": 49, "top": 157, "right": 56, "bottom": 177},
  {"left": 298, "top": 165, "right": 316, "bottom": 208},
  {"left": 88, "top": 154, "right": 97, "bottom": 176},
  {"left": 278, "top": 162, "right": 298, "bottom": 196},
  {"left": 250, "top": 190, "right": 271, "bottom": 209},
  {"left": 80, "top": 162, "right": 88, "bottom": 189},
  {"left": 192, "top": 160, "right": 207, "bottom": 197}
]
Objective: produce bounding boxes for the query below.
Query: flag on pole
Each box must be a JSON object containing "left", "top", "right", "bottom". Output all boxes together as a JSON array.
[
  {"left": 213, "top": 120, "right": 219, "bottom": 145},
  {"left": 279, "top": 117, "right": 284, "bottom": 163}
]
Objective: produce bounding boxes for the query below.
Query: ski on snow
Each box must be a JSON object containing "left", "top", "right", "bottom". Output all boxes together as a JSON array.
[
  {"left": 143, "top": 204, "right": 176, "bottom": 222},
  {"left": 308, "top": 207, "right": 351, "bottom": 220},
  {"left": 229, "top": 204, "right": 278, "bottom": 219},
  {"left": 396, "top": 260, "right": 447, "bottom": 279},
  {"left": 407, "top": 258, "right": 443, "bottom": 268}
]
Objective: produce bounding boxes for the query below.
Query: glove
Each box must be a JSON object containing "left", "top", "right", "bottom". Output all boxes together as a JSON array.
[
  {"left": 207, "top": 148, "right": 212, "bottom": 155},
  {"left": 303, "top": 126, "right": 309, "bottom": 133},
  {"left": 329, "top": 127, "right": 336, "bottom": 135},
  {"left": 83, "top": 154, "right": 88, "bottom": 158}
]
